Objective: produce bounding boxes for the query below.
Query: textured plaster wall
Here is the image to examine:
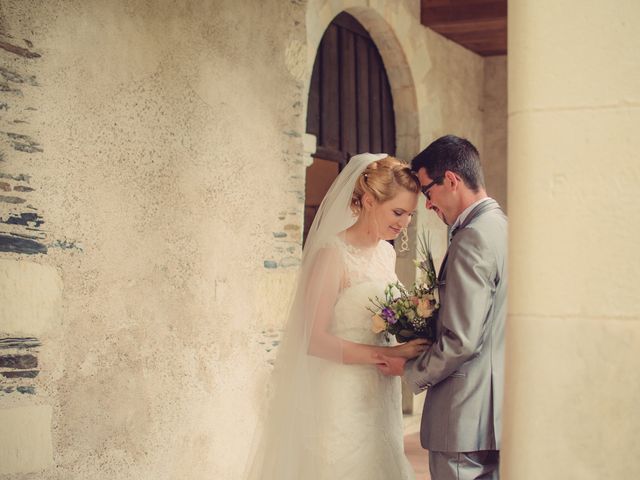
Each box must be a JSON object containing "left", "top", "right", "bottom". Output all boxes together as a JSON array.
[
  {"left": 0, "top": 0, "right": 494, "bottom": 478},
  {"left": 504, "top": 0, "right": 640, "bottom": 478},
  {"left": 483, "top": 55, "right": 507, "bottom": 211},
  {"left": 0, "top": 0, "right": 306, "bottom": 478}
]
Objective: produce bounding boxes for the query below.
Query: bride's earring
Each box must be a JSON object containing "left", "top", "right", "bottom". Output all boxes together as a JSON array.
[
  {"left": 399, "top": 227, "right": 410, "bottom": 253},
  {"left": 362, "top": 195, "right": 373, "bottom": 236},
  {"left": 365, "top": 209, "right": 372, "bottom": 236}
]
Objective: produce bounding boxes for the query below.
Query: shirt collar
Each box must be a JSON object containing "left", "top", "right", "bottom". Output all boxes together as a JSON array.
[{"left": 450, "top": 197, "right": 492, "bottom": 234}]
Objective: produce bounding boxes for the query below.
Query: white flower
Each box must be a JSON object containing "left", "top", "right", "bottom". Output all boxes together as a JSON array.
[{"left": 389, "top": 284, "right": 402, "bottom": 299}]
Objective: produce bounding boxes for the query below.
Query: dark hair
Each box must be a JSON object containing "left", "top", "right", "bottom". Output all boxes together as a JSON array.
[{"left": 411, "top": 135, "right": 485, "bottom": 192}]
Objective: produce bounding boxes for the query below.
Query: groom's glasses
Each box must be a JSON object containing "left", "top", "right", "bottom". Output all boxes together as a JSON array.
[{"left": 421, "top": 177, "right": 443, "bottom": 201}]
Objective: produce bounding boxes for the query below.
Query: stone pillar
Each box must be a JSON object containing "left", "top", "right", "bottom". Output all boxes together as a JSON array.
[{"left": 504, "top": 1, "right": 640, "bottom": 478}]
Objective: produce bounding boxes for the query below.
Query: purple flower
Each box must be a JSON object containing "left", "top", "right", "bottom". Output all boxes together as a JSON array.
[{"left": 381, "top": 307, "right": 397, "bottom": 325}]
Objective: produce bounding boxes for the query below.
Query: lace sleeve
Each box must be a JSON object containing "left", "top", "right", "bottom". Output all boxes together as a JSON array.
[
  {"left": 305, "top": 245, "right": 346, "bottom": 362},
  {"left": 317, "top": 237, "right": 350, "bottom": 290}
]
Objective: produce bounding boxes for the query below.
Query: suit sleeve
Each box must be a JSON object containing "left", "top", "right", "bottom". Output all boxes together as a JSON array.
[{"left": 404, "top": 227, "right": 496, "bottom": 393}]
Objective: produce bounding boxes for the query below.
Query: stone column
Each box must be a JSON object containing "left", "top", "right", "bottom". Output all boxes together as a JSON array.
[{"left": 504, "top": 1, "right": 640, "bottom": 478}]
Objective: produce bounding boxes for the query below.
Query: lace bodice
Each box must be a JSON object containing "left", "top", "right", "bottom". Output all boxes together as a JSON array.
[
  {"left": 322, "top": 236, "right": 399, "bottom": 345},
  {"left": 326, "top": 236, "right": 398, "bottom": 291},
  {"left": 245, "top": 153, "right": 414, "bottom": 480},
  {"left": 310, "top": 236, "right": 414, "bottom": 480}
]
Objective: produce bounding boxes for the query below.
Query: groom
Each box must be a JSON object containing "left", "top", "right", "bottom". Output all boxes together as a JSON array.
[{"left": 378, "top": 135, "right": 507, "bottom": 479}]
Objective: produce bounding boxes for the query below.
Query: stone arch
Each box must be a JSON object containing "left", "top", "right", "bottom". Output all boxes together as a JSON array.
[{"left": 305, "top": 1, "right": 420, "bottom": 161}]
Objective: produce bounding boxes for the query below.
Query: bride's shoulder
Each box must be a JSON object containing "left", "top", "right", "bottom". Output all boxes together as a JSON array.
[
  {"left": 311, "top": 236, "right": 345, "bottom": 262},
  {"left": 304, "top": 239, "right": 347, "bottom": 275},
  {"left": 315, "top": 235, "right": 345, "bottom": 254},
  {"left": 378, "top": 239, "right": 397, "bottom": 259}
]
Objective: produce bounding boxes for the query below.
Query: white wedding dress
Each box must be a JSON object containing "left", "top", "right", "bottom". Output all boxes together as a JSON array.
[
  {"left": 244, "top": 153, "right": 415, "bottom": 480},
  {"left": 308, "top": 235, "right": 415, "bottom": 480}
]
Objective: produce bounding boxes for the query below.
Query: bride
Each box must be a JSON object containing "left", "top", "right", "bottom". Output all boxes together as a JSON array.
[{"left": 245, "top": 153, "right": 428, "bottom": 480}]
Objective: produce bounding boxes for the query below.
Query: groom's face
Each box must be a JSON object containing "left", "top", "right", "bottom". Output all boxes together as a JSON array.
[{"left": 417, "top": 168, "right": 450, "bottom": 226}]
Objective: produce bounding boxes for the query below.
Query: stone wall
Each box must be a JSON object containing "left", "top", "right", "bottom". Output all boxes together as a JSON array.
[
  {"left": 483, "top": 55, "right": 507, "bottom": 211},
  {"left": 0, "top": 0, "right": 306, "bottom": 477},
  {"left": 0, "top": 0, "right": 495, "bottom": 478}
]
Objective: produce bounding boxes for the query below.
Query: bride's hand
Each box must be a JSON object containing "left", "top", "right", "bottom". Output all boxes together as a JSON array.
[{"left": 388, "top": 338, "right": 431, "bottom": 359}]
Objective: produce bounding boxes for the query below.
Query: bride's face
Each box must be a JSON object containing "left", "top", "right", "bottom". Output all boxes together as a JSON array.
[{"left": 370, "top": 189, "right": 419, "bottom": 241}]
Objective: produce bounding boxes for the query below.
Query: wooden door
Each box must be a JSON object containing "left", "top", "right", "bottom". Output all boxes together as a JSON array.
[{"left": 305, "top": 12, "right": 396, "bottom": 242}]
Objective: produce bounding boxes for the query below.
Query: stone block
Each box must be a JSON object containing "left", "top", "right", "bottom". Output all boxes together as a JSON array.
[
  {"left": 0, "top": 405, "right": 53, "bottom": 474},
  {"left": 0, "top": 259, "right": 62, "bottom": 335}
]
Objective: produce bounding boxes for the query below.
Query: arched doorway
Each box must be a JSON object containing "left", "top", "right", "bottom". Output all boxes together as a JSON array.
[
  {"left": 304, "top": 2, "right": 423, "bottom": 417},
  {"left": 304, "top": 12, "right": 396, "bottom": 241}
]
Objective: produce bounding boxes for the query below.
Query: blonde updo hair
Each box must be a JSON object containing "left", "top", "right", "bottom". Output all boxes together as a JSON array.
[{"left": 351, "top": 156, "right": 420, "bottom": 214}]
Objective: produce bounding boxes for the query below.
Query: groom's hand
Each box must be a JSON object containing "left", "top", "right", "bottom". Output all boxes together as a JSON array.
[{"left": 374, "top": 354, "right": 406, "bottom": 376}]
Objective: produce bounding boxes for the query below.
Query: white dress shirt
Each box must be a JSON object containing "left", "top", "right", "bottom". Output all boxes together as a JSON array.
[{"left": 448, "top": 197, "right": 493, "bottom": 243}]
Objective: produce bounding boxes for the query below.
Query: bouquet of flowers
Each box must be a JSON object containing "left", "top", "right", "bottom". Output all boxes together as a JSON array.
[{"left": 368, "top": 232, "right": 439, "bottom": 343}]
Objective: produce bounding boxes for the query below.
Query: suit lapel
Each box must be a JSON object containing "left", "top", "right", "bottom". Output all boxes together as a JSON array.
[
  {"left": 457, "top": 198, "right": 501, "bottom": 232},
  {"left": 437, "top": 199, "right": 501, "bottom": 283}
]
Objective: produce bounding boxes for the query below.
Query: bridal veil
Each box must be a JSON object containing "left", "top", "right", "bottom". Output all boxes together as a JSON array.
[{"left": 244, "top": 153, "right": 388, "bottom": 479}]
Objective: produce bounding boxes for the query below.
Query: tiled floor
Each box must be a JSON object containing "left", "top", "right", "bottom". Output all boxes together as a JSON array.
[{"left": 404, "top": 431, "right": 430, "bottom": 479}]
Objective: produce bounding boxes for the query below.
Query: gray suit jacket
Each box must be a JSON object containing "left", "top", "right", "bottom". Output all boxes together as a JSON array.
[{"left": 404, "top": 198, "right": 507, "bottom": 453}]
